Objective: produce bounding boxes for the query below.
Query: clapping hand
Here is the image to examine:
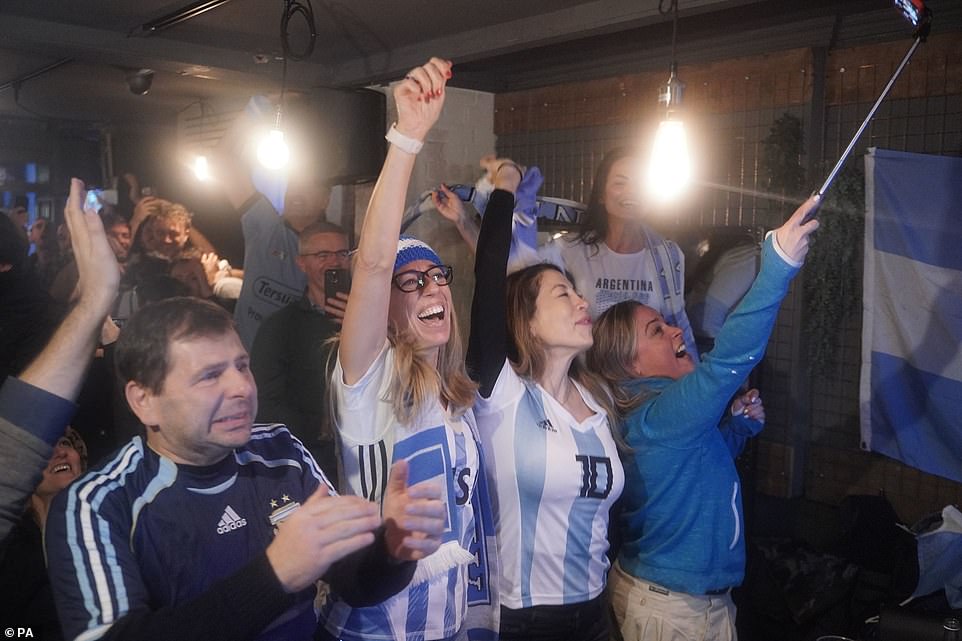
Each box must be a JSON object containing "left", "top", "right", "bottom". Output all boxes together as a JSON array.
[
  {"left": 65, "top": 179, "right": 120, "bottom": 316},
  {"left": 382, "top": 460, "right": 446, "bottom": 561},
  {"left": 266, "top": 484, "right": 381, "bottom": 593}
]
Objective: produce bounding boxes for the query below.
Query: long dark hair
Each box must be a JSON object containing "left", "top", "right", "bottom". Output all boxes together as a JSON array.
[{"left": 574, "top": 146, "right": 637, "bottom": 253}]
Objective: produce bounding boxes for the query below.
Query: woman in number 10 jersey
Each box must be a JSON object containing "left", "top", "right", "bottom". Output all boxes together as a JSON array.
[{"left": 453, "top": 159, "right": 625, "bottom": 641}]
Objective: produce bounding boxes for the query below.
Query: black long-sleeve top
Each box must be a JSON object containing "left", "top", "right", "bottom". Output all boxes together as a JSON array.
[{"left": 467, "top": 189, "right": 517, "bottom": 398}]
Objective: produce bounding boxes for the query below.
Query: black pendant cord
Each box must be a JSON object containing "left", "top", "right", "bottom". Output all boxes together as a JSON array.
[{"left": 658, "top": 0, "right": 679, "bottom": 65}]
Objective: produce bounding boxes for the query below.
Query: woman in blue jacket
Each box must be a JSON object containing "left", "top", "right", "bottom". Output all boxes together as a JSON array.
[{"left": 587, "top": 196, "right": 820, "bottom": 641}]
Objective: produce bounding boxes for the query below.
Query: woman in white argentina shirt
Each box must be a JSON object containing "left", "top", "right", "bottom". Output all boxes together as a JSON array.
[
  {"left": 318, "top": 58, "right": 498, "bottom": 641},
  {"left": 539, "top": 146, "right": 698, "bottom": 360},
  {"left": 458, "top": 160, "right": 625, "bottom": 641}
]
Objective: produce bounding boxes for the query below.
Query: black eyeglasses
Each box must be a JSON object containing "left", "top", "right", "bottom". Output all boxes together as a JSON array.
[
  {"left": 392, "top": 265, "right": 454, "bottom": 293},
  {"left": 300, "top": 249, "right": 352, "bottom": 261}
]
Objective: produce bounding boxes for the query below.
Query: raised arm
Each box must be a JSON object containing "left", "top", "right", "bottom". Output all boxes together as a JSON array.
[
  {"left": 210, "top": 97, "right": 272, "bottom": 212},
  {"left": 1, "top": 179, "right": 120, "bottom": 542},
  {"left": 128, "top": 196, "right": 158, "bottom": 240},
  {"left": 643, "top": 196, "right": 819, "bottom": 440},
  {"left": 20, "top": 179, "right": 120, "bottom": 399},
  {"left": 339, "top": 57, "right": 452, "bottom": 384},
  {"left": 467, "top": 163, "right": 522, "bottom": 397},
  {"left": 432, "top": 184, "right": 480, "bottom": 254}
]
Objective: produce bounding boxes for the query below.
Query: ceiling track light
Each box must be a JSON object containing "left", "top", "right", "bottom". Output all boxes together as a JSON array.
[
  {"left": 135, "top": 0, "right": 236, "bottom": 36},
  {"left": 0, "top": 58, "right": 73, "bottom": 94}
]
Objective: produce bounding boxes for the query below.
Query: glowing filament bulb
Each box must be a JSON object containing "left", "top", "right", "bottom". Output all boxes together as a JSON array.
[
  {"left": 647, "top": 119, "right": 691, "bottom": 203},
  {"left": 257, "top": 128, "right": 290, "bottom": 170},
  {"left": 193, "top": 155, "right": 211, "bottom": 182}
]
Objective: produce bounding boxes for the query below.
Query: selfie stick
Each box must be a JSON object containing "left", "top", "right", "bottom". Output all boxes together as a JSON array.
[{"left": 804, "top": 5, "right": 932, "bottom": 221}]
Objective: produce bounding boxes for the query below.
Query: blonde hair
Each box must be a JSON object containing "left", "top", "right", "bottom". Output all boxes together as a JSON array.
[
  {"left": 387, "top": 304, "right": 477, "bottom": 425},
  {"left": 587, "top": 300, "right": 655, "bottom": 418},
  {"left": 145, "top": 199, "right": 192, "bottom": 228},
  {"left": 326, "top": 304, "right": 477, "bottom": 428},
  {"left": 506, "top": 263, "right": 627, "bottom": 450}
]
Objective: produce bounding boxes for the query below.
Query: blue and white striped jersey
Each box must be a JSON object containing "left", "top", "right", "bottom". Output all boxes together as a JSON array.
[
  {"left": 45, "top": 425, "right": 330, "bottom": 641},
  {"left": 475, "top": 362, "right": 624, "bottom": 609},
  {"left": 323, "top": 344, "right": 496, "bottom": 641}
]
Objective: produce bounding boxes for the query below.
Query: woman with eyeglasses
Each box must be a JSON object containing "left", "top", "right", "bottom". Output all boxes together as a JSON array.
[
  {"left": 460, "top": 160, "right": 624, "bottom": 641},
  {"left": 316, "top": 57, "right": 499, "bottom": 641}
]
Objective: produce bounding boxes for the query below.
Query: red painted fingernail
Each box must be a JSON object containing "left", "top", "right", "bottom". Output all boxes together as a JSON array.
[{"left": 445, "top": 70, "right": 452, "bottom": 78}]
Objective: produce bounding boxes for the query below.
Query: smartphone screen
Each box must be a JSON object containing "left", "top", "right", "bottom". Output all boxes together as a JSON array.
[
  {"left": 84, "top": 189, "right": 104, "bottom": 212},
  {"left": 324, "top": 268, "right": 351, "bottom": 305},
  {"left": 894, "top": 0, "right": 924, "bottom": 26}
]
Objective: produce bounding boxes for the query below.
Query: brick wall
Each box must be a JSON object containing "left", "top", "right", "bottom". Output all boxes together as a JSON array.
[{"left": 493, "top": 32, "right": 962, "bottom": 524}]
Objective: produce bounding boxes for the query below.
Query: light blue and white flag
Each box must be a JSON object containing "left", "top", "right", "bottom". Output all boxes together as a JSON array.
[{"left": 861, "top": 147, "right": 962, "bottom": 482}]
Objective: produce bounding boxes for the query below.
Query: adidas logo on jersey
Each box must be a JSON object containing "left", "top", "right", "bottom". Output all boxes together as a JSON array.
[
  {"left": 537, "top": 418, "right": 557, "bottom": 433},
  {"left": 216, "top": 505, "right": 248, "bottom": 534}
]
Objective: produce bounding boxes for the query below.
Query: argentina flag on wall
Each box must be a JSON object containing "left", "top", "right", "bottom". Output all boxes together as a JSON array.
[{"left": 861, "top": 148, "right": 962, "bottom": 483}]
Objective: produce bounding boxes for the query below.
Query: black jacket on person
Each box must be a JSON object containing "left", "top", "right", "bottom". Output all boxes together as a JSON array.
[{"left": 250, "top": 293, "right": 340, "bottom": 482}]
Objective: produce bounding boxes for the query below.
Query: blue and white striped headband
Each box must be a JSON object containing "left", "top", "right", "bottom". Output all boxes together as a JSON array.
[{"left": 394, "top": 236, "right": 443, "bottom": 273}]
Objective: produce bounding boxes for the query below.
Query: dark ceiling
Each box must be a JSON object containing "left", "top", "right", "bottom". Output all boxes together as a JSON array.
[{"left": 0, "top": 0, "right": 958, "bottom": 127}]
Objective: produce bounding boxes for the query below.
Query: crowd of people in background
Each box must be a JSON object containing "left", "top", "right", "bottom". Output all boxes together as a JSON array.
[{"left": 0, "top": 56, "right": 820, "bottom": 641}]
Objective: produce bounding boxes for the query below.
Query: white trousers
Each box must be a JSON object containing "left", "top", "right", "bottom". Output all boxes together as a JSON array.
[{"left": 610, "top": 562, "right": 738, "bottom": 641}]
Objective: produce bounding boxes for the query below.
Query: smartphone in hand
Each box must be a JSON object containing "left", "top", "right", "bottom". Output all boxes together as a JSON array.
[{"left": 324, "top": 268, "right": 351, "bottom": 306}]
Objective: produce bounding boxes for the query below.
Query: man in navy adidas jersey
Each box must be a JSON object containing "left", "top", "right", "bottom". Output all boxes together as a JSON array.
[{"left": 45, "top": 296, "right": 446, "bottom": 641}]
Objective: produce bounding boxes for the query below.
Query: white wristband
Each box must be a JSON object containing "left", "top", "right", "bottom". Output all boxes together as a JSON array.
[{"left": 385, "top": 123, "right": 423, "bottom": 155}]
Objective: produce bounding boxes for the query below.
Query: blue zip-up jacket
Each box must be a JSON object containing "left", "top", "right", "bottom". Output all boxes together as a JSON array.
[{"left": 618, "top": 234, "right": 799, "bottom": 595}]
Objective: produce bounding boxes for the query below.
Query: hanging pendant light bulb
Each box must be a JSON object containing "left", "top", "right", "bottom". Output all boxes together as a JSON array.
[
  {"left": 257, "top": 106, "right": 290, "bottom": 170},
  {"left": 193, "top": 154, "right": 212, "bottom": 181},
  {"left": 648, "top": 120, "right": 691, "bottom": 202},
  {"left": 191, "top": 102, "right": 214, "bottom": 183},
  {"left": 254, "top": 1, "right": 316, "bottom": 173},
  {"left": 647, "top": 62, "right": 691, "bottom": 203},
  {"left": 646, "top": 0, "right": 692, "bottom": 204}
]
